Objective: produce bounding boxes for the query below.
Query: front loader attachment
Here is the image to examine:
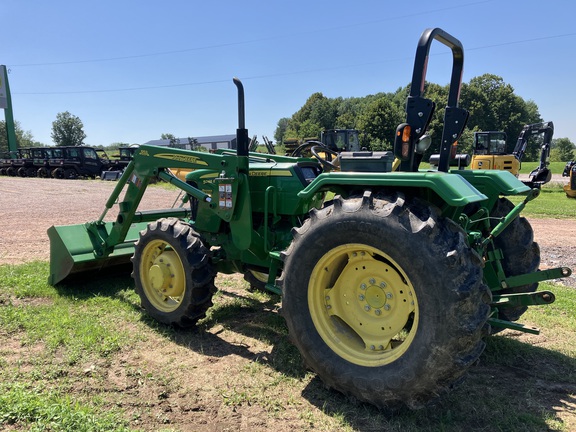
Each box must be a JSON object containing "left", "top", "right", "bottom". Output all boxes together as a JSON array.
[
  {"left": 47, "top": 221, "right": 149, "bottom": 285},
  {"left": 48, "top": 202, "right": 193, "bottom": 285},
  {"left": 47, "top": 155, "right": 194, "bottom": 285}
]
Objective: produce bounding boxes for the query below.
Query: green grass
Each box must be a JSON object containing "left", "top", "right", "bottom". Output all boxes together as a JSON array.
[
  {"left": 0, "top": 262, "right": 141, "bottom": 431},
  {"left": 507, "top": 184, "right": 575, "bottom": 219},
  {"left": 0, "top": 190, "right": 573, "bottom": 430},
  {"left": 0, "top": 384, "right": 129, "bottom": 432},
  {"left": 0, "top": 263, "right": 142, "bottom": 363},
  {"left": 1, "top": 261, "right": 575, "bottom": 431},
  {"left": 519, "top": 161, "right": 567, "bottom": 175}
]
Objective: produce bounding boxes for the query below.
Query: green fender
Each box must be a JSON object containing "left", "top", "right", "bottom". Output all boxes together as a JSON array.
[{"left": 298, "top": 171, "right": 488, "bottom": 207}]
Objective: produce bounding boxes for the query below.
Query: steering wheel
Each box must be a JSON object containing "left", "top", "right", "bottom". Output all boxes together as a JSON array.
[
  {"left": 311, "top": 145, "right": 339, "bottom": 171},
  {"left": 290, "top": 140, "right": 322, "bottom": 158}
]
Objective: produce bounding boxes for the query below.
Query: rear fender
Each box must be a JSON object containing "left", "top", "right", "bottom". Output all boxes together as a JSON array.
[{"left": 298, "top": 171, "right": 487, "bottom": 208}]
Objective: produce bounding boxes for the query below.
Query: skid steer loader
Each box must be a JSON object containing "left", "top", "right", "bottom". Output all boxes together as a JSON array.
[{"left": 48, "top": 28, "right": 570, "bottom": 409}]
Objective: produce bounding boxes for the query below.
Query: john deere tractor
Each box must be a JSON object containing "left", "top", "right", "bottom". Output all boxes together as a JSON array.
[{"left": 48, "top": 28, "right": 570, "bottom": 409}]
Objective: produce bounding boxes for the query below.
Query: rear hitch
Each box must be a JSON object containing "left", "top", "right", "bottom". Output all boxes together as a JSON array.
[
  {"left": 488, "top": 317, "right": 542, "bottom": 335},
  {"left": 481, "top": 188, "right": 540, "bottom": 248},
  {"left": 501, "top": 266, "right": 572, "bottom": 289},
  {"left": 491, "top": 290, "right": 556, "bottom": 308}
]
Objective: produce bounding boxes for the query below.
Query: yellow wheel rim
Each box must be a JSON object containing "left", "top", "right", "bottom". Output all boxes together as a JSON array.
[
  {"left": 309, "top": 244, "right": 419, "bottom": 367},
  {"left": 139, "top": 239, "right": 186, "bottom": 312},
  {"left": 249, "top": 270, "right": 268, "bottom": 283}
]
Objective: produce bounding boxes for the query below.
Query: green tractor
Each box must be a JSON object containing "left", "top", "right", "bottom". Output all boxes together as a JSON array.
[{"left": 48, "top": 28, "right": 570, "bottom": 409}]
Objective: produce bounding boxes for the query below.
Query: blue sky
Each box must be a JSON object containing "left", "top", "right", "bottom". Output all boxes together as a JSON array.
[{"left": 3, "top": 0, "right": 576, "bottom": 147}]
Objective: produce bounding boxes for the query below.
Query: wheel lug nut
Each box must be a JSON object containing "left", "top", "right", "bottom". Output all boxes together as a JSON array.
[
  {"left": 326, "top": 305, "right": 331, "bottom": 310},
  {"left": 360, "top": 284, "right": 366, "bottom": 290},
  {"left": 364, "top": 305, "right": 371, "bottom": 311},
  {"left": 325, "top": 296, "right": 330, "bottom": 301},
  {"left": 380, "top": 282, "right": 387, "bottom": 288},
  {"left": 359, "top": 294, "right": 365, "bottom": 301},
  {"left": 375, "top": 309, "right": 381, "bottom": 316},
  {"left": 384, "top": 304, "right": 391, "bottom": 311},
  {"left": 369, "top": 278, "right": 376, "bottom": 284},
  {"left": 386, "top": 292, "right": 393, "bottom": 299},
  {"left": 370, "top": 345, "right": 375, "bottom": 350}
]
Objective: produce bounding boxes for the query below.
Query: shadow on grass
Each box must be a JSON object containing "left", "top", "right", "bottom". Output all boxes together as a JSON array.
[
  {"left": 299, "top": 335, "right": 576, "bottom": 431},
  {"left": 52, "top": 269, "right": 576, "bottom": 431},
  {"left": 55, "top": 269, "right": 305, "bottom": 379},
  {"left": 140, "top": 287, "right": 307, "bottom": 380},
  {"left": 52, "top": 264, "right": 139, "bottom": 304}
]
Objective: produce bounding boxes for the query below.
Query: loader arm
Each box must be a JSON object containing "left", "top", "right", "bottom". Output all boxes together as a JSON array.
[
  {"left": 101, "top": 144, "right": 254, "bottom": 254},
  {"left": 48, "top": 77, "right": 253, "bottom": 285},
  {"left": 48, "top": 144, "right": 252, "bottom": 285}
]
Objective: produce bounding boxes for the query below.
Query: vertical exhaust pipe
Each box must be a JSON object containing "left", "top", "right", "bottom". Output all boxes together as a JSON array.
[{"left": 233, "top": 78, "right": 249, "bottom": 159}]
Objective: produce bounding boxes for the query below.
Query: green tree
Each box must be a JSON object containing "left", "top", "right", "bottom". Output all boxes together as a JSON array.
[
  {"left": 282, "top": 92, "right": 338, "bottom": 140},
  {"left": 356, "top": 95, "right": 403, "bottom": 150},
  {"left": 275, "top": 73, "right": 542, "bottom": 162},
  {"left": 161, "top": 133, "right": 180, "bottom": 148},
  {"left": 274, "top": 118, "right": 290, "bottom": 143},
  {"left": 0, "top": 120, "right": 40, "bottom": 154},
  {"left": 550, "top": 137, "right": 575, "bottom": 162},
  {"left": 51, "top": 111, "right": 86, "bottom": 146},
  {"left": 105, "top": 142, "right": 131, "bottom": 151},
  {"left": 460, "top": 74, "right": 542, "bottom": 159}
]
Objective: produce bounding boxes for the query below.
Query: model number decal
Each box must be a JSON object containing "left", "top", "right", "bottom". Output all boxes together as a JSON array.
[{"left": 155, "top": 153, "right": 208, "bottom": 166}]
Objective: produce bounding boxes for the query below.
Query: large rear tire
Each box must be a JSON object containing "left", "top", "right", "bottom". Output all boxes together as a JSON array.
[
  {"left": 489, "top": 197, "right": 540, "bottom": 322},
  {"left": 280, "top": 191, "right": 490, "bottom": 409},
  {"left": 132, "top": 218, "right": 216, "bottom": 327}
]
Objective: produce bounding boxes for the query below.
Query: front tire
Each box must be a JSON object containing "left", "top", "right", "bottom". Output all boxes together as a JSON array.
[
  {"left": 280, "top": 191, "right": 490, "bottom": 409},
  {"left": 132, "top": 218, "right": 216, "bottom": 327}
]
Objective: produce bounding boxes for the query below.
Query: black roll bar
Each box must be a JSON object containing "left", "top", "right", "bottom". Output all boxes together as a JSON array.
[{"left": 402, "top": 28, "right": 469, "bottom": 172}]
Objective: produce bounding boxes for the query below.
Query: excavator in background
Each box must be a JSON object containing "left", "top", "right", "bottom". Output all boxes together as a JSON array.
[{"left": 470, "top": 121, "right": 554, "bottom": 188}]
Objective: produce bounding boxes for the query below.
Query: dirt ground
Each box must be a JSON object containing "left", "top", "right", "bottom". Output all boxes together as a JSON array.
[
  {"left": 1, "top": 176, "right": 575, "bottom": 431},
  {"left": 1, "top": 176, "right": 574, "bottom": 286}
]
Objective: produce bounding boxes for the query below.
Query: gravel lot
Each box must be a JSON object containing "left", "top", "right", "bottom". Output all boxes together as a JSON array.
[{"left": 0, "top": 176, "right": 574, "bottom": 287}]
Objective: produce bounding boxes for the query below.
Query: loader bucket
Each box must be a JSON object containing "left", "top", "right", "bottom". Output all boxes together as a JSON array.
[{"left": 47, "top": 221, "right": 149, "bottom": 285}]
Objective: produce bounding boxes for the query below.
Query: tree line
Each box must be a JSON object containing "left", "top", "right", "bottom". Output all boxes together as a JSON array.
[
  {"left": 2, "top": 73, "right": 575, "bottom": 161},
  {"left": 274, "top": 74, "right": 575, "bottom": 162},
  {"left": 0, "top": 111, "right": 131, "bottom": 155}
]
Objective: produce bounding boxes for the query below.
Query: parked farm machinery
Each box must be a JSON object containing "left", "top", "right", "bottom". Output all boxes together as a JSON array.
[{"left": 0, "top": 145, "right": 135, "bottom": 179}]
